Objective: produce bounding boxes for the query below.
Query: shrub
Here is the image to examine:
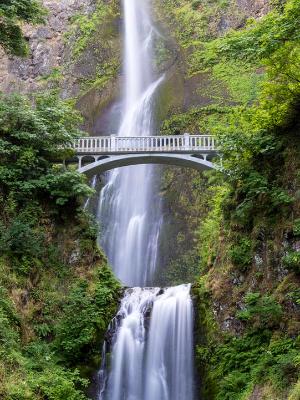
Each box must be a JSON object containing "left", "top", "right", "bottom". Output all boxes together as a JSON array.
[
  {"left": 293, "top": 219, "right": 300, "bottom": 236},
  {"left": 229, "top": 238, "right": 252, "bottom": 270},
  {"left": 192, "top": 0, "right": 202, "bottom": 10},
  {"left": 283, "top": 251, "right": 300, "bottom": 273},
  {"left": 54, "top": 266, "right": 120, "bottom": 364},
  {"left": 237, "top": 292, "right": 283, "bottom": 329}
]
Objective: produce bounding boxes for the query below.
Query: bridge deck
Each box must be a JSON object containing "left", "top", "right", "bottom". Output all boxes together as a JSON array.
[{"left": 73, "top": 135, "right": 217, "bottom": 155}]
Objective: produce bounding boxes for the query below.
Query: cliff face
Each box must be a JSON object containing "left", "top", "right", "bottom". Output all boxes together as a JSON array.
[
  {"left": 0, "top": 0, "right": 121, "bottom": 133},
  {"left": 0, "top": 0, "right": 94, "bottom": 94}
]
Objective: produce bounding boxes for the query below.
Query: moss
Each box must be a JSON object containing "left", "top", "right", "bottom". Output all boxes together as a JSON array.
[
  {"left": 156, "top": 69, "right": 185, "bottom": 122},
  {"left": 66, "top": 0, "right": 120, "bottom": 59},
  {"left": 193, "top": 279, "right": 300, "bottom": 400}
]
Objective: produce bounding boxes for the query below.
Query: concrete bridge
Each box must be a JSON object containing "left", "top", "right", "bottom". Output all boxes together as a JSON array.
[{"left": 72, "top": 134, "right": 217, "bottom": 177}]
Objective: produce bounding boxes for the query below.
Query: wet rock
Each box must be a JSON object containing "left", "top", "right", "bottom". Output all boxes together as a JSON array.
[
  {"left": 221, "top": 316, "right": 243, "bottom": 333},
  {"left": 69, "top": 242, "right": 81, "bottom": 264}
]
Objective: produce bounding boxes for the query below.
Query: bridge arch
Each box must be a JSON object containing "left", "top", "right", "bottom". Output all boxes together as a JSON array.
[{"left": 78, "top": 153, "right": 215, "bottom": 177}]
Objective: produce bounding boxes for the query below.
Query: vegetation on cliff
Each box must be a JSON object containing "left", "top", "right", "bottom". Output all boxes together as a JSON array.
[
  {"left": 0, "top": 92, "right": 121, "bottom": 399},
  {"left": 159, "top": 0, "right": 300, "bottom": 398},
  {"left": 0, "top": 0, "right": 45, "bottom": 56}
]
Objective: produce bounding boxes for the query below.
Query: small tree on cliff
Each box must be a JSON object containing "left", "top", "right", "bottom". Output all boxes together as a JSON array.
[{"left": 0, "top": 0, "right": 45, "bottom": 56}]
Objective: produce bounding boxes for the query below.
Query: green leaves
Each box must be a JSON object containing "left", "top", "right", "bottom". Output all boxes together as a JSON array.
[
  {"left": 237, "top": 293, "right": 283, "bottom": 329},
  {"left": 282, "top": 251, "right": 300, "bottom": 273},
  {"left": 0, "top": 93, "right": 90, "bottom": 207},
  {"left": 54, "top": 267, "right": 121, "bottom": 364},
  {"left": 192, "top": 0, "right": 300, "bottom": 70},
  {"left": 229, "top": 238, "right": 252, "bottom": 270},
  {"left": 0, "top": 0, "right": 46, "bottom": 56}
]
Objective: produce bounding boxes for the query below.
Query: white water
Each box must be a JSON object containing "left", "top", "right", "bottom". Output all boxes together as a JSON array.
[
  {"left": 99, "top": 285, "right": 194, "bottom": 400},
  {"left": 97, "top": 0, "right": 163, "bottom": 287},
  {"left": 96, "top": 1, "right": 195, "bottom": 399}
]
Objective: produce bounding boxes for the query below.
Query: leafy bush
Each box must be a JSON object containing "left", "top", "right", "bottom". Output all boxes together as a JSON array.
[
  {"left": 217, "top": 371, "right": 249, "bottom": 400},
  {"left": 55, "top": 266, "right": 120, "bottom": 364},
  {"left": 237, "top": 292, "right": 283, "bottom": 329},
  {"left": 207, "top": 332, "right": 300, "bottom": 400},
  {"left": 0, "top": 93, "right": 93, "bottom": 206},
  {"left": 293, "top": 219, "right": 300, "bottom": 236},
  {"left": 229, "top": 238, "right": 252, "bottom": 270},
  {"left": 282, "top": 251, "right": 300, "bottom": 274},
  {"left": 191, "top": 0, "right": 202, "bottom": 10},
  {"left": 0, "top": 0, "right": 46, "bottom": 56}
]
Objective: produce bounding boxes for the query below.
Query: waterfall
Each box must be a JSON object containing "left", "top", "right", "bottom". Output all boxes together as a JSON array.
[
  {"left": 98, "top": 285, "right": 194, "bottom": 400},
  {"left": 97, "top": 0, "right": 163, "bottom": 287},
  {"left": 96, "top": 1, "right": 195, "bottom": 399}
]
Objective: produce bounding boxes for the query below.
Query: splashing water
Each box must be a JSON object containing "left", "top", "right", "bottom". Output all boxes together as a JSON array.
[{"left": 99, "top": 285, "right": 194, "bottom": 400}]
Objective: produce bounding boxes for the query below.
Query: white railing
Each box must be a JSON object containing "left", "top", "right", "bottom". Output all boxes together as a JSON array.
[{"left": 73, "top": 135, "right": 216, "bottom": 154}]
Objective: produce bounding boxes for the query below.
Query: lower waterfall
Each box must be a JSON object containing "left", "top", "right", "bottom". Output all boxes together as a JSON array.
[{"left": 98, "top": 285, "right": 194, "bottom": 400}]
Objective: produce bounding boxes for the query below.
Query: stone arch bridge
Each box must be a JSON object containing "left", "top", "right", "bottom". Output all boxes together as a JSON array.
[{"left": 72, "top": 134, "right": 217, "bottom": 177}]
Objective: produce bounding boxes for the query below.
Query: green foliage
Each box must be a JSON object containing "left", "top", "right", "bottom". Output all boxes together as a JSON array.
[
  {"left": 191, "top": 0, "right": 300, "bottom": 70},
  {"left": 0, "top": 259, "right": 120, "bottom": 398},
  {"left": 289, "top": 379, "right": 300, "bottom": 400},
  {"left": 0, "top": 286, "right": 20, "bottom": 359},
  {"left": 229, "top": 238, "right": 252, "bottom": 270},
  {"left": 197, "top": 182, "right": 229, "bottom": 269},
  {"left": 237, "top": 293, "right": 283, "bottom": 329},
  {"left": 55, "top": 266, "right": 120, "bottom": 364},
  {"left": 0, "top": 92, "right": 120, "bottom": 398},
  {"left": 67, "top": 0, "right": 120, "bottom": 58},
  {"left": 209, "top": 61, "right": 265, "bottom": 105},
  {"left": 0, "top": 93, "right": 93, "bottom": 206},
  {"left": 194, "top": 281, "right": 297, "bottom": 400},
  {"left": 0, "top": 0, "right": 45, "bottom": 56},
  {"left": 201, "top": 330, "right": 299, "bottom": 400},
  {"left": 0, "top": 213, "right": 46, "bottom": 274},
  {"left": 0, "top": 92, "right": 95, "bottom": 276},
  {"left": 293, "top": 219, "right": 300, "bottom": 236},
  {"left": 161, "top": 1, "right": 300, "bottom": 400},
  {"left": 282, "top": 250, "right": 300, "bottom": 273},
  {"left": 158, "top": 0, "right": 234, "bottom": 49}
]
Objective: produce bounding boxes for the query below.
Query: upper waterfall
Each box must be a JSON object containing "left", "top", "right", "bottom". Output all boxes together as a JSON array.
[{"left": 97, "top": 0, "right": 164, "bottom": 287}]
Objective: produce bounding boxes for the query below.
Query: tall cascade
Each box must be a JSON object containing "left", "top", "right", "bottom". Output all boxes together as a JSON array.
[
  {"left": 97, "top": 0, "right": 163, "bottom": 287},
  {"left": 96, "top": 1, "right": 195, "bottom": 399}
]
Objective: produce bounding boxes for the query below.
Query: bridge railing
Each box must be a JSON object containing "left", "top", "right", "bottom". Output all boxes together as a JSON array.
[{"left": 73, "top": 135, "right": 216, "bottom": 154}]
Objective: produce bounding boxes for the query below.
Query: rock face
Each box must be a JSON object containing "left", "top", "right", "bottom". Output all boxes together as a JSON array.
[
  {"left": 237, "top": 0, "right": 270, "bottom": 18},
  {"left": 0, "top": 0, "right": 95, "bottom": 94}
]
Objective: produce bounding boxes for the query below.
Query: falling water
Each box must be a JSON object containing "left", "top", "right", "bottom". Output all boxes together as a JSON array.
[
  {"left": 96, "top": 1, "right": 195, "bottom": 399},
  {"left": 99, "top": 285, "right": 194, "bottom": 400},
  {"left": 97, "top": 0, "right": 163, "bottom": 287}
]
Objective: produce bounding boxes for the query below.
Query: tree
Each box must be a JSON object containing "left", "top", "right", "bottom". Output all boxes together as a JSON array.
[
  {"left": 0, "top": 92, "right": 93, "bottom": 207},
  {"left": 0, "top": 0, "right": 45, "bottom": 56}
]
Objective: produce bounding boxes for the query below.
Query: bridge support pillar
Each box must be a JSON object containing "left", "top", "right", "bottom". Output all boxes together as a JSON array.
[{"left": 77, "top": 156, "right": 83, "bottom": 169}]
